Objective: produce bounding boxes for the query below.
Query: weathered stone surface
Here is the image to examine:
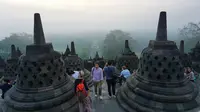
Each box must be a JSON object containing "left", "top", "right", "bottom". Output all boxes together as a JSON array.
[
  {"left": 64, "top": 41, "right": 84, "bottom": 71},
  {"left": 4, "top": 45, "right": 19, "bottom": 81},
  {"left": 16, "top": 47, "right": 22, "bottom": 57},
  {"left": 83, "top": 69, "right": 93, "bottom": 87},
  {"left": 179, "top": 40, "right": 192, "bottom": 67},
  {"left": 116, "top": 11, "right": 200, "bottom": 112},
  {"left": 63, "top": 45, "right": 70, "bottom": 58},
  {"left": 84, "top": 59, "right": 93, "bottom": 71},
  {"left": 2, "top": 13, "right": 78, "bottom": 112},
  {"left": 189, "top": 41, "right": 200, "bottom": 72},
  {"left": 116, "top": 40, "right": 139, "bottom": 73},
  {"left": 0, "top": 56, "right": 6, "bottom": 78},
  {"left": 93, "top": 52, "right": 105, "bottom": 69},
  {"left": 64, "top": 41, "right": 93, "bottom": 87}
]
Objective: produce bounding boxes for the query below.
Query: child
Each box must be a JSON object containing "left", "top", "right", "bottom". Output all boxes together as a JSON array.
[{"left": 74, "top": 71, "right": 92, "bottom": 112}]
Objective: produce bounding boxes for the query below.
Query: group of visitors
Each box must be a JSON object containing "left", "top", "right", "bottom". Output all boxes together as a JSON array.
[{"left": 73, "top": 60, "right": 132, "bottom": 112}]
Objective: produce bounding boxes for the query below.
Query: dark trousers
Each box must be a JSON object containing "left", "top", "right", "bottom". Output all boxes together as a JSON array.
[
  {"left": 106, "top": 79, "right": 116, "bottom": 96},
  {"left": 119, "top": 76, "right": 126, "bottom": 86}
]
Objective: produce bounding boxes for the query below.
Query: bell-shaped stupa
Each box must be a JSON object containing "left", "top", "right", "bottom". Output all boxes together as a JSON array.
[
  {"left": 116, "top": 11, "right": 200, "bottom": 112},
  {"left": 2, "top": 13, "right": 78, "bottom": 112},
  {"left": 179, "top": 40, "right": 192, "bottom": 67},
  {"left": 63, "top": 45, "right": 70, "bottom": 58},
  {"left": 189, "top": 41, "right": 200, "bottom": 72},
  {"left": 93, "top": 51, "right": 105, "bottom": 69},
  {"left": 64, "top": 41, "right": 93, "bottom": 87},
  {"left": 4, "top": 45, "right": 19, "bottom": 81},
  {"left": 116, "top": 40, "right": 139, "bottom": 73}
]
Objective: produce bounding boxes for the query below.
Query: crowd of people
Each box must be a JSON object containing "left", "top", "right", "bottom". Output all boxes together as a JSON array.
[
  {"left": 0, "top": 62, "right": 199, "bottom": 112},
  {"left": 73, "top": 60, "right": 132, "bottom": 112}
]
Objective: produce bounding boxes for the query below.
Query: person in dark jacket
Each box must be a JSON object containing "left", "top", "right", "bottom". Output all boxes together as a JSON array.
[
  {"left": 103, "top": 61, "right": 116, "bottom": 98},
  {"left": 0, "top": 79, "right": 12, "bottom": 99}
]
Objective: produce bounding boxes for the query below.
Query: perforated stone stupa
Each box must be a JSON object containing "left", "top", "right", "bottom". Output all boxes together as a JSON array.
[
  {"left": 64, "top": 42, "right": 93, "bottom": 86},
  {"left": 93, "top": 51, "right": 105, "bottom": 69},
  {"left": 4, "top": 45, "right": 19, "bottom": 81},
  {"left": 2, "top": 13, "right": 78, "bottom": 112},
  {"left": 116, "top": 40, "right": 138, "bottom": 72},
  {"left": 179, "top": 40, "right": 192, "bottom": 67},
  {"left": 64, "top": 41, "right": 84, "bottom": 71},
  {"left": 116, "top": 11, "right": 200, "bottom": 112},
  {"left": 0, "top": 56, "right": 6, "bottom": 78},
  {"left": 16, "top": 47, "right": 22, "bottom": 57},
  {"left": 189, "top": 41, "right": 200, "bottom": 72},
  {"left": 63, "top": 45, "right": 70, "bottom": 58}
]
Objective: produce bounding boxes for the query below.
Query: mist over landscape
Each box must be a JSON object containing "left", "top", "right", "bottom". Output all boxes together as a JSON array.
[{"left": 0, "top": 0, "right": 199, "bottom": 59}]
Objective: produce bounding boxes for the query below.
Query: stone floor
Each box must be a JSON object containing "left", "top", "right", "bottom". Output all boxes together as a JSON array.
[
  {"left": 2, "top": 80, "right": 200, "bottom": 112},
  {"left": 0, "top": 82, "right": 124, "bottom": 112},
  {"left": 90, "top": 81, "right": 124, "bottom": 112}
]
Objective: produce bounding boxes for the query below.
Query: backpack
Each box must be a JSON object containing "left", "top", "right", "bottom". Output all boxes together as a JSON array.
[
  {"left": 108, "top": 66, "right": 118, "bottom": 79},
  {"left": 76, "top": 80, "right": 87, "bottom": 102}
]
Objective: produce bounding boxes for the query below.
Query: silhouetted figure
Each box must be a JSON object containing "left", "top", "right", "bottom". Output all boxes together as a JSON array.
[{"left": 0, "top": 79, "right": 12, "bottom": 99}]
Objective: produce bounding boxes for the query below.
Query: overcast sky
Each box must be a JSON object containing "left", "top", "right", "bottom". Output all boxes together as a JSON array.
[{"left": 0, "top": 0, "right": 199, "bottom": 38}]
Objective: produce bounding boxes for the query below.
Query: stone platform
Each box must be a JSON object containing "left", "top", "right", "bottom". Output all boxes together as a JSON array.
[
  {"left": 2, "top": 79, "right": 200, "bottom": 112},
  {"left": 90, "top": 80, "right": 123, "bottom": 112}
]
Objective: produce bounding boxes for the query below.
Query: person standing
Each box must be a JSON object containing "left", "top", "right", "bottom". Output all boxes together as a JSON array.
[
  {"left": 91, "top": 62, "right": 104, "bottom": 99},
  {"left": 75, "top": 71, "right": 92, "bottom": 112},
  {"left": 103, "top": 61, "right": 117, "bottom": 98}
]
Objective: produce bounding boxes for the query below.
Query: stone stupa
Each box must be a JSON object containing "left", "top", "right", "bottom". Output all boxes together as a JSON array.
[
  {"left": 93, "top": 51, "right": 105, "bottom": 69},
  {"left": 179, "top": 40, "right": 192, "bottom": 67},
  {"left": 2, "top": 13, "right": 78, "bottom": 112},
  {"left": 4, "top": 45, "right": 19, "bottom": 81},
  {"left": 63, "top": 45, "right": 70, "bottom": 58},
  {"left": 116, "top": 11, "right": 200, "bottom": 112},
  {"left": 64, "top": 41, "right": 93, "bottom": 87},
  {"left": 0, "top": 56, "right": 6, "bottom": 78},
  {"left": 189, "top": 41, "right": 200, "bottom": 72},
  {"left": 116, "top": 40, "right": 139, "bottom": 73}
]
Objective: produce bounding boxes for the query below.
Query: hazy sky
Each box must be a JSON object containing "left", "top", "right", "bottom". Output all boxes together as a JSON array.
[{"left": 0, "top": 0, "right": 199, "bottom": 38}]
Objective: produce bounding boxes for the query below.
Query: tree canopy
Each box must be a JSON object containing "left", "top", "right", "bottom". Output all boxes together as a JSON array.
[
  {"left": 102, "top": 30, "right": 138, "bottom": 59},
  {"left": 178, "top": 22, "right": 200, "bottom": 52},
  {"left": 0, "top": 33, "right": 32, "bottom": 58}
]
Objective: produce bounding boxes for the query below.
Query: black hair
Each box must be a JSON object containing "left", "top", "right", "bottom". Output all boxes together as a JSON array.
[
  {"left": 77, "top": 68, "right": 81, "bottom": 71},
  {"left": 95, "top": 61, "right": 99, "bottom": 65},
  {"left": 3, "top": 79, "right": 10, "bottom": 83},
  {"left": 107, "top": 60, "right": 112, "bottom": 65}
]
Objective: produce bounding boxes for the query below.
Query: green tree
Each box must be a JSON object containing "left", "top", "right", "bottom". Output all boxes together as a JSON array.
[
  {"left": 178, "top": 22, "right": 200, "bottom": 52},
  {"left": 102, "top": 30, "right": 138, "bottom": 59},
  {"left": 0, "top": 33, "right": 32, "bottom": 58},
  {"left": 79, "top": 48, "right": 90, "bottom": 59}
]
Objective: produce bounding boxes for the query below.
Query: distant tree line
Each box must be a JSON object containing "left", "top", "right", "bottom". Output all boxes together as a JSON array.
[{"left": 178, "top": 22, "right": 200, "bottom": 52}]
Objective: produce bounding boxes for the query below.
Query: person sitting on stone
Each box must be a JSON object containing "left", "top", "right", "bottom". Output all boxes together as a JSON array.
[
  {"left": 0, "top": 79, "right": 12, "bottom": 99},
  {"left": 187, "top": 67, "right": 196, "bottom": 82},
  {"left": 119, "top": 66, "right": 131, "bottom": 85},
  {"left": 74, "top": 71, "right": 92, "bottom": 112},
  {"left": 132, "top": 69, "right": 137, "bottom": 76}
]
